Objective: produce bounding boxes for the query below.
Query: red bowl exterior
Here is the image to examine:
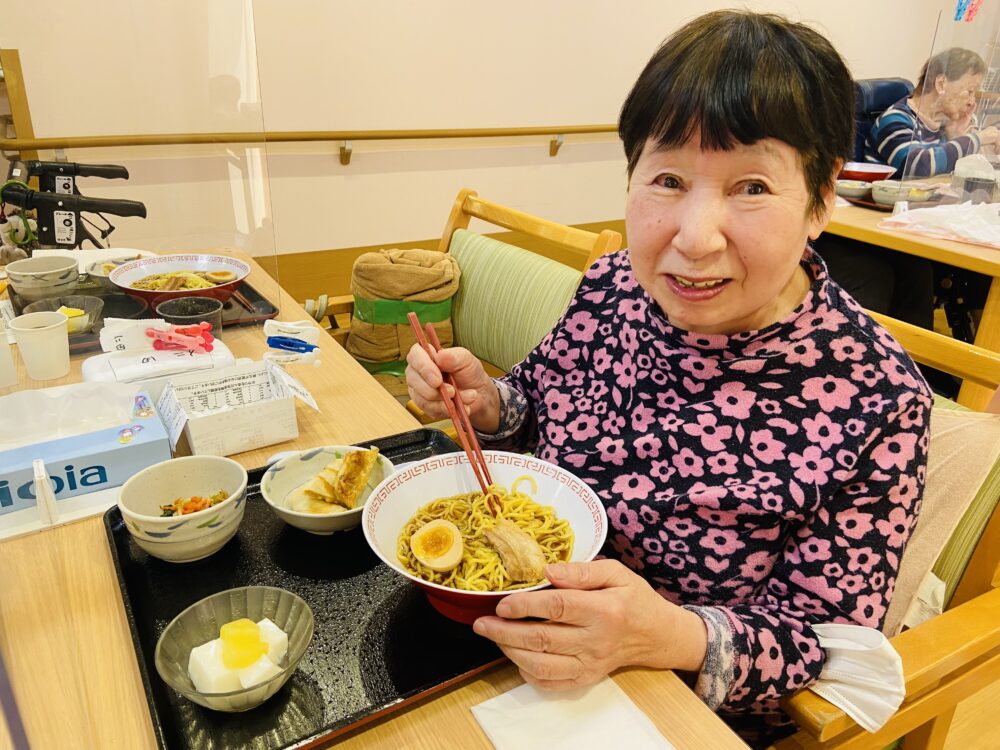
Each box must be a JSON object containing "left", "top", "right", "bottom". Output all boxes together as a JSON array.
[
  {"left": 838, "top": 164, "right": 896, "bottom": 182},
  {"left": 413, "top": 579, "right": 510, "bottom": 624},
  {"left": 108, "top": 255, "right": 250, "bottom": 308},
  {"left": 121, "top": 278, "right": 245, "bottom": 309}
]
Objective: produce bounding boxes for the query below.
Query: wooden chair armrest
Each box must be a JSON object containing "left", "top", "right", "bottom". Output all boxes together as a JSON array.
[
  {"left": 325, "top": 294, "right": 356, "bottom": 316},
  {"left": 781, "top": 586, "right": 1000, "bottom": 741}
]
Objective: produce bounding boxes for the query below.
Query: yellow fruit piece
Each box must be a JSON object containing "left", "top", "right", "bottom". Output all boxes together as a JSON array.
[
  {"left": 57, "top": 306, "right": 85, "bottom": 318},
  {"left": 219, "top": 618, "right": 268, "bottom": 670}
]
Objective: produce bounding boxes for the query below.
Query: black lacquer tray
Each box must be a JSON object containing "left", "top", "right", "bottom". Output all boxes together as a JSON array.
[
  {"left": 104, "top": 429, "right": 504, "bottom": 750},
  {"left": 9, "top": 279, "right": 280, "bottom": 356}
]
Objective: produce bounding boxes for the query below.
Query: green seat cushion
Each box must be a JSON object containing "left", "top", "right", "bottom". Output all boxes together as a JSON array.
[
  {"left": 931, "top": 394, "right": 1000, "bottom": 604},
  {"left": 448, "top": 229, "right": 580, "bottom": 372}
]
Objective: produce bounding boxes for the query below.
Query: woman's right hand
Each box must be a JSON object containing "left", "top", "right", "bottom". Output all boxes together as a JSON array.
[{"left": 405, "top": 343, "right": 501, "bottom": 434}]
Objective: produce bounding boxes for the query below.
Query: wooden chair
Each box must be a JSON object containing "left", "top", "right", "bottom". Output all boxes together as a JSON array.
[
  {"left": 322, "top": 188, "right": 622, "bottom": 418},
  {"left": 775, "top": 316, "right": 1000, "bottom": 750}
]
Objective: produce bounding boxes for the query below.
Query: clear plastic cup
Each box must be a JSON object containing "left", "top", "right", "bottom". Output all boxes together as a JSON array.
[{"left": 9, "top": 311, "right": 70, "bottom": 381}]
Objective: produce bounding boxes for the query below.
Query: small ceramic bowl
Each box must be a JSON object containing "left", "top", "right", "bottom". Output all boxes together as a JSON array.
[
  {"left": 23, "top": 295, "right": 105, "bottom": 334},
  {"left": 261, "top": 446, "right": 394, "bottom": 535},
  {"left": 871, "top": 180, "right": 936, "bottom": 206},
  {"left": 835, "top": 180, "right": 873, "bottom": 200},
  {"left": 85, "top": 255, "right": 145, "bottom": 290},
  {"left": 5, "top": 255, "right": 79, "bottom": 302},
  {"left": 155, "top": 586, "right": 314, "bottom": 712},
  {"left": 117, "top": 456, "right": 248, "bottom": 563}
]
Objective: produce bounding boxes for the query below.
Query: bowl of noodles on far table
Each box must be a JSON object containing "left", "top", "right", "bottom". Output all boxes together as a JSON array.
[
  {"left": 362, "top": 451, "right": 608, "bottom": 624},
  {"left": 109, "top": 254, "right": 250, "bottom": 307}
]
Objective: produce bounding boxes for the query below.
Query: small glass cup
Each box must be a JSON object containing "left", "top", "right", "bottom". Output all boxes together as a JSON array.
[{"left": 155, "top": 296, "right": 224, "bottom": 337}]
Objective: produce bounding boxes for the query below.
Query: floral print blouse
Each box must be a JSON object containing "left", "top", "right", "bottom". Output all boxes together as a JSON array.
[{"left": 478, "top": 248, "right": 932, "bottom": 746}]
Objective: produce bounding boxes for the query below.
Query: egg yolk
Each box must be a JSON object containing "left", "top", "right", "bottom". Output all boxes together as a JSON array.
[
  {"left": 413, "top": 526, "right": 454, "bottom": 559},
  {"left": 220, "top": 618, "right": 268, "bottom": 669}
]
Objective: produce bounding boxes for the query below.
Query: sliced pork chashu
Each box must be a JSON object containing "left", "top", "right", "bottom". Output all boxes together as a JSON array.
[{"left": 483, "top": 519, "right": 547, "bottom": 582}]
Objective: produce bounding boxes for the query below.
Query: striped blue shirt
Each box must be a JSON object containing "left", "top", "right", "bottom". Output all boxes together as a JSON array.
[{"left": 864, "top": 96, "right": 981, "bottom": 177}]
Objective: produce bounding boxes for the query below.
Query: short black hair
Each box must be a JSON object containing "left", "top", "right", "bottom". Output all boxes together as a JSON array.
[
  {"left": 916, "top": 47, "right": 986, "bottom": 92},
  {"left": 618, "top": 10, "right": 854, "bottom": 217}
]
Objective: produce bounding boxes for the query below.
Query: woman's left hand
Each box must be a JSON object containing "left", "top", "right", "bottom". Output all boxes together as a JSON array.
[{"left": 472, "top": 559, "right": 708, "bottom": 690}]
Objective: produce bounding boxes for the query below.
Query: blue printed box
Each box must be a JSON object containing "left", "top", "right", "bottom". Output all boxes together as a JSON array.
[{"left": 0, "top": 392, "right": 171, "bottom": 515}]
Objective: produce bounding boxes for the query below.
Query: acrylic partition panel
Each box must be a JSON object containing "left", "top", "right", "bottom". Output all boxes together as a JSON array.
[
  {"left": 0, "top": 0, "right": 283, "bottom": 536},
  {"left": 896, "top": 2, "right": 1000, "bottom": 185},
  {"left": 0, "top": 0, "right": 283, "bottom": 327}
]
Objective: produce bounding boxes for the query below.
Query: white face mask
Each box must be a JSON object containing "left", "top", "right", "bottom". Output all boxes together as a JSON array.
[{"left": 808, "top": 623, "right": 905, "bottom": 733}]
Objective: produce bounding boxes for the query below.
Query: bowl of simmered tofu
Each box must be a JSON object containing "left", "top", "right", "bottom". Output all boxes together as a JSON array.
[
  {"left": 154, "top": 586, "right": 314, "bottom": 712},
  {"left": 260, "top": 445, "right": 393, "bottom": 535}
]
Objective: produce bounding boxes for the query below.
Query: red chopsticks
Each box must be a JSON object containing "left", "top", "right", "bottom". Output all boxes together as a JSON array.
[{"left": 407, "top": 313, "right": 497, "bottom": 508}]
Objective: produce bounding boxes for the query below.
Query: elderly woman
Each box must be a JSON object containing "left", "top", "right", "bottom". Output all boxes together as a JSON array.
[
  {"left": 407, "top": 11, "right": 931, "bottom": 746},
  {"left": 866, "top": 47, "right": 999, "bottom": 177}
]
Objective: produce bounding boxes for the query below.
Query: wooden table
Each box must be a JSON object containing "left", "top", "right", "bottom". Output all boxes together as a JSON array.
[
  {"left": 0, "top": 253, "right": 747, "bottom": 750},
  {"left": 827, "top": 204, "right": 1000, "bottom": 410}
]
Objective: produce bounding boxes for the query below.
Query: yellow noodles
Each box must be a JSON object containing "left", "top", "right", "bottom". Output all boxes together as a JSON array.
[{"left": 396, "top": 477, "right": 574, "bottom": 592}]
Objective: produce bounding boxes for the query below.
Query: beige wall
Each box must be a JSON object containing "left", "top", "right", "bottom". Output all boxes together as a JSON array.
[{"left": 0, "top": 0, "right": 974, "bottom": 264}]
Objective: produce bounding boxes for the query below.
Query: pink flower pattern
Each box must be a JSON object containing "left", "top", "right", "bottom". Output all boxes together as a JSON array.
[{"left": 480, "top": 250, "right": 932, "bottom": 744}]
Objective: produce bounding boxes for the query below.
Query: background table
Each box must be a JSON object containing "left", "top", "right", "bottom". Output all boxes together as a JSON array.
[
  {"left": 827, "top": 205, "right": 1000, "bottom": 410},
  {"left": 0, "top": 253, "right": 748, "bottom": 749}
]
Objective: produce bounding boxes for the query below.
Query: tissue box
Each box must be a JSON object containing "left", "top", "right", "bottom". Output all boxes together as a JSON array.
[
  {"left": 156, "top": 361, "right": 319, "bottom": 457},
  {"left": 0, "top": 391, "right": 171, "bottom": 515}
]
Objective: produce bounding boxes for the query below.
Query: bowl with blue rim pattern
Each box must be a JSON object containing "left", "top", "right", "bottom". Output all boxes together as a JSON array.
[
  {"left": 260, "top": 445, "right": 394, "bottom": 534},
  {"left": 117, "top": 456, "right": 248, "bottom": 562}
]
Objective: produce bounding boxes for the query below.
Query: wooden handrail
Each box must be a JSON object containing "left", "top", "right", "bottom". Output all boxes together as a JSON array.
[{"left": 0, "top": 124, "right": 618, "bottom": 153}]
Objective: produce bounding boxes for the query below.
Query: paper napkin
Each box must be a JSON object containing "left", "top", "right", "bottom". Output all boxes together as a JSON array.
[{"left": 471, "top": 677, "right": 676, "bottom": 750}]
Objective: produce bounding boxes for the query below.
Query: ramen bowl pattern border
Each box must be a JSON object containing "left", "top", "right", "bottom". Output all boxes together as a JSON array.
[{"left": 366, "top": 452, "right": 605, "bottom": 551}]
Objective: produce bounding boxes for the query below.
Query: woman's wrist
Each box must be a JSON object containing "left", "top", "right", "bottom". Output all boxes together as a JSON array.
[
  {"left": 470, "top": 380, "right": 501, "bottom": 434},
  {"left": 631, "top": 595, "right": 709, "bottom": 674}
]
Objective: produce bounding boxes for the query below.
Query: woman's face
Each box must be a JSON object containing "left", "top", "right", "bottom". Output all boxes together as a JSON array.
[
  {"left": 625, "top": 135, "right": 834, "bottom": 335},
  {"left": 936, "top": 71, "right": 982, "bottom": 121}
]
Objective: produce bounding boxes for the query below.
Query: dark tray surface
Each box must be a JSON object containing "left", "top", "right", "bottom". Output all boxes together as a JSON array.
[
  {"left": 9, "top": 280, "right": 279, "bottom": 355},
  {"left": 105, "top": 428, "right": 502, "bottom": 750}
]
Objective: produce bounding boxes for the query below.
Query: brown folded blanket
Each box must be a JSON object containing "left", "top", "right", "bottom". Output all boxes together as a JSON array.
[{"left": 346, "top": 248, "right": 460, "bottom": 363}]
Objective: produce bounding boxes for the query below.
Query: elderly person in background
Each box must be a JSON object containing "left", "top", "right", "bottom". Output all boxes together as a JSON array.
[
  {"left": 408, "top": 11, "right": 931, "bottom": 747},
  {"left": 866, "top": 47, "right": 1000, "bottom": 176}
]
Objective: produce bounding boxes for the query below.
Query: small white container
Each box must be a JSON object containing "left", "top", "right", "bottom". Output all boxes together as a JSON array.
[
  {"left": 9, "top": 311, "right": 70, "bottom": 381},
  {"left": 0, "top": 321, "right": 17, "bottom": 388}
]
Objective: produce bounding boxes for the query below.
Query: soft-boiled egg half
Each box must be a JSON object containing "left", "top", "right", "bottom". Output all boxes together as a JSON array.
[
  {"left": 188, "top": 617, "right": 288, "bottom": 693},
  {"left": 410, "top": 519, "right": 464, "bottom": 572}
]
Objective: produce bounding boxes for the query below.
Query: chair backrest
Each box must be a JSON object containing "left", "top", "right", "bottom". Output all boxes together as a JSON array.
[
  {"left": 438, "top": 189, "right": 623, "bottom": 372},
  {"left": 854, "top": 77, "right": 914, "bottom": 161},
  {"left": 871, "top": 311, "right": 1000, "bottom": 630}
]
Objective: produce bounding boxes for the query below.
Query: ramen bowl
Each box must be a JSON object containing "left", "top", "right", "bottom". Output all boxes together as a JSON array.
[
  {"left": 363, "top": 451, "right": 608, "bottom": 624},
  {"left": 109, "top": 254, "right": 250, "bottom": 307},
  {"left": 155, "top": 586, "right": 314, "bottom": 712},
  {"left": 261, "top": 445, "right": 395, "bottom": 535}
]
